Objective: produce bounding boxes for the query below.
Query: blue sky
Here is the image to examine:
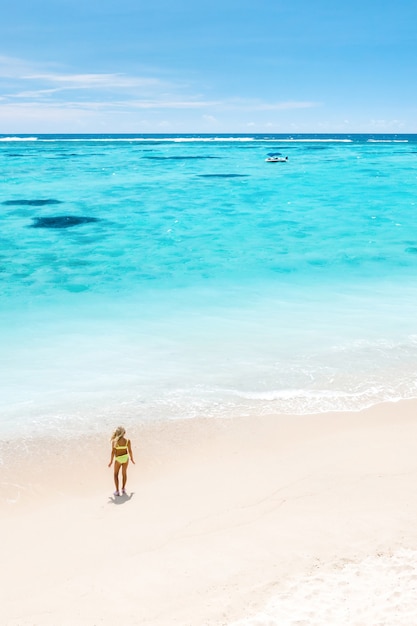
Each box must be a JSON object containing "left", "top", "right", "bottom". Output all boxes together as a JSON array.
[{"left": 1, "top": 0, "right": 416, "bottom": 133}]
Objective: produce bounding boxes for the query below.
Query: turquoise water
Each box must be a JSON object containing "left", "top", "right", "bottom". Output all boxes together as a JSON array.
[{"left": 1, "top": 134, "right": 417, "bottom": 437}]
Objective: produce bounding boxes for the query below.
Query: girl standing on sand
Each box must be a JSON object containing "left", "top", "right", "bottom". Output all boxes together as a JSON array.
[{"left": 108, "top": 426, "right": 135, "bottom": 496}]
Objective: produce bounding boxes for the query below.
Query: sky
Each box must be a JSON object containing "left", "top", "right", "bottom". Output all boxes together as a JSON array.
[{"left": 1, "top": 0, "right": 417, "bottom": 133}]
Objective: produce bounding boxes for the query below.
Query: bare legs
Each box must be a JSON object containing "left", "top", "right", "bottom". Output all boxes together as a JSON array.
[
  {"left": 121, "top": 462, "right": 128, "bottom": 491},
  {"left": 113, "top": 460, "right": 129, "bottom": 494}
]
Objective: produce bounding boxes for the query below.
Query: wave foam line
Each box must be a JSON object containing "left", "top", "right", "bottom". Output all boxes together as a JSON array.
[
  {"left": 0, "top": 136, "right": 38, "bottom": 141},
  {"left": 38, "top": 137, "right": 258, "bottom": 143},
  {"left": 278, "top": 138, "right": 353, "bottom": 142},
  {"left": 367, "top": 139, "right": 409, "bottom": 143},
  {"left": 0, "top": 136, "right": 354, "bottom": 143}
]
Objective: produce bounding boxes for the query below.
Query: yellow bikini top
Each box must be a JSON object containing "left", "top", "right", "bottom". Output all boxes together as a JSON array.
[{"left": 115, "top": 438, "right": 129, "bottom": 450}]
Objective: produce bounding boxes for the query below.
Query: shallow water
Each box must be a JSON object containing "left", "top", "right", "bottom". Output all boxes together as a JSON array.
[{"left": 1, "top": 134, "right": 417, "bottom": 436}]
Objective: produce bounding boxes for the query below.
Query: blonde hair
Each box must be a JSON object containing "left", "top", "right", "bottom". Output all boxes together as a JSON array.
[{"left": 111, "top": 426, "right": 126, "bottom": 446}]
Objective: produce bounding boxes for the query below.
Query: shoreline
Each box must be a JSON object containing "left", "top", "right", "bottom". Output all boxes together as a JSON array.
[{"left": 2, "top": 400, "right": 417, "bottom": 624}]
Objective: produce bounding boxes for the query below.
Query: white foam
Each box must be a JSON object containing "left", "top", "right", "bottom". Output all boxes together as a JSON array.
[
  {"left": 229, "top": 385, "right": 415, "bottom": 416},
  {"left": 230, "top": 549, "right": 417, "bottom": 626},
  {"left": 0, "top": 136, "right": 38, "bottom": 141},
  {"left": 2, "top": 136, "right": 410, "bottom": 144},
  {"left": 9, "top": 136, "right": 258, "bottom": 143},
  {"left": 276, "top": 138, "right": 353, "bottom": 142},
  {"left": 170, "top": 136, "right": 256, "bottom": 142},
  {"left": 3, "top": 286, "right": 417, "bottom": 436},
  {"left": 0, "top": 136, "right": 354, "bottom": 143},
  {"left": 367, "top": 139, "right": 409, "bottom": 143}
]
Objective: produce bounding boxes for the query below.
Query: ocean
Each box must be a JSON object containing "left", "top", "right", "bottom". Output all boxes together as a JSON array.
[{"left": 1, "top": 133, "right": 417, "bottom": 438}]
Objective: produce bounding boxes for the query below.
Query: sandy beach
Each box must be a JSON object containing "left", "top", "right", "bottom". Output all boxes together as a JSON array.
[{"left": 1, "top": 400, "right": 417, "bottom": 625}]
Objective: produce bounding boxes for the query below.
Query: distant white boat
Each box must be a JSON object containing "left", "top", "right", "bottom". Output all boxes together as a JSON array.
[{"left": 265, "top": 156, "right": 288, "bottom": 162}]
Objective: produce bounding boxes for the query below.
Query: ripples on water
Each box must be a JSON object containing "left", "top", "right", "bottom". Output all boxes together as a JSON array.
[{"left": 1, "top": 134, "right": 417, "bottom": 435}]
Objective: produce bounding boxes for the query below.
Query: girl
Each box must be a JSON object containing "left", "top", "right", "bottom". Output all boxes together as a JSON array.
[{"left": 108, "top": 426, "right": 135, "bottom": 496}]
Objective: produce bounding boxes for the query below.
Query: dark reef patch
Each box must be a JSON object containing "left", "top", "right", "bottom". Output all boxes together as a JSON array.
[
  {"left": 197, "top": 174, "right": 249, "bottom": 178},
  {"left": 303, "top": 145, "right": 332, "bottom": 150},
  {"left": 52, "top": 152, "right": 104, "bottom": 158},
  {"left": 29, "top": 216, "right": 100, "bottom": 229},
  {"left": 3, "top": 199, "right": 63, "bottom": 206},
  {"left": 143, "top": 156, "right": 220, "bottom": 160}
]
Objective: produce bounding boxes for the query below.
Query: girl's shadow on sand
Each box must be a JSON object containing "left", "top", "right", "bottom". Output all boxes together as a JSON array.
[{"left": 108, "top": 492, "right": 135, "bottom": 505}]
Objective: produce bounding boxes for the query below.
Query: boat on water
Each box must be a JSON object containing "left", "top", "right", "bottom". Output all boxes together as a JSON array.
[
  {"left": 265, "top": 156, "right": 288, "bottom": 162},
  {"left": 265, "top": 152, "right": 288, "bottom": 163}
]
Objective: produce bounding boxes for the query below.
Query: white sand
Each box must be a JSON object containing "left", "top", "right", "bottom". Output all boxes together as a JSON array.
[
  {"left": 1, "top": 400, "right": 417, "bottom": 625},
  {"left": 231, "top": 548, "right": 417, "bottom": 625}
]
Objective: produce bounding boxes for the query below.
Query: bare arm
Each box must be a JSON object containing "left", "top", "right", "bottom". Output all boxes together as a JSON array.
[
  {"left": 128, "top": 440, "right": 135, "bottom": 464},
  {"left": 108, "top": 446, "right": 115, "bottom": 467}
]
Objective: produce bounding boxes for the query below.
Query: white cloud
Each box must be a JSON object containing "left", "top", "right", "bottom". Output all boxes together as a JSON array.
[
  {"left": 251, "top": 101, "right": 320, "bottom": 111},
  {"left": 10, "top": 89, "right": 62, "bottom": 99},
  {"left": 129, "top": 99, "right": 220, "bottom": 109},
  {"left": 0, "top": 103, "right": 97, "bottom": 128},
  {"left": 217, "top": 98, "right": 320, "bottom": 112},
  {"left": 202, "top": 115, "right": 218, "bottom": 124},
  {"left": 369, "top": 119, "right": 405, "bottom": 130},
  {"left": 0, "top": 55, "right": 172, "bottom": 104},
  {"left": 0, "top": 55, "right": 37, "bottom": 77},
  {"left": 0, "top": 55, "right": 319, "bottom": 109},
  {"left": 0, "top": 54, "right": 327, "bottom": 132},
  {"left": 21, "top": 72, "right": 162, "bottom": 90}
]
